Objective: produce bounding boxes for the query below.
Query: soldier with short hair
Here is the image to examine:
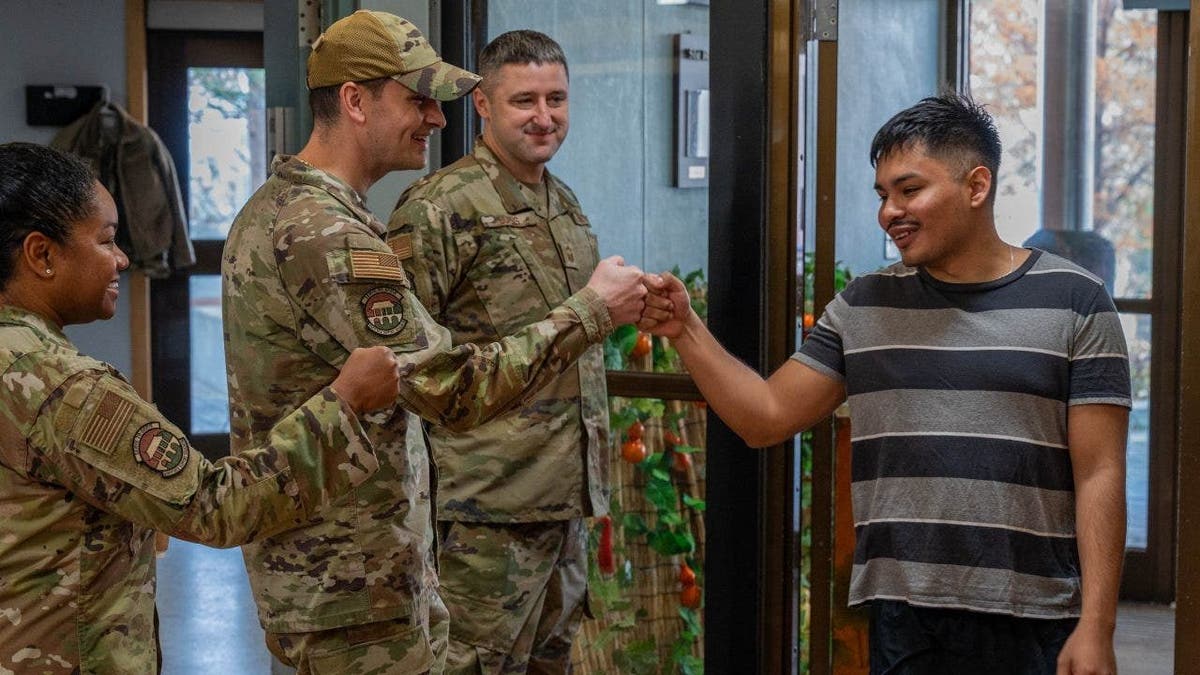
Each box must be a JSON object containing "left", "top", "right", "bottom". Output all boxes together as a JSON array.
[
  {"left": 388, "top": 30, "right": 607, "bottom": 674},
  {"left": 0, "top": 142, "right": 399, "bottom": 674},
  {"left": 221, "top": 12, "right": 649, "bottom": 674}
]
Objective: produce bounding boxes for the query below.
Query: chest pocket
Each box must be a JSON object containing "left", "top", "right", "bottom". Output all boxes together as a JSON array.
[{"left": 466, "top": 215, "right": 557, "bottom": 332}]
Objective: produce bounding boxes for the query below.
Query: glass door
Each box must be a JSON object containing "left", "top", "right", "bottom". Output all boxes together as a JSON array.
[{"left": 148, "top": 31, "right": 265, "bottom": 460}]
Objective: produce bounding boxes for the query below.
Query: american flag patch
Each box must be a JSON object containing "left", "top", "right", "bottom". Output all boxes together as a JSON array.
[
  {"left": 79, "top": 390, "right": 136, "bottom": 455},
  {"left": 388, "top": 234, "right": 413, "bottom": 260},
  {"left": 350, "top": 250, "right": 405, "bottom": 281}
]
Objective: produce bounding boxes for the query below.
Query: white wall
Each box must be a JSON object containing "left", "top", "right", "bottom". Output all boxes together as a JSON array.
[{"left": 0, "top": 0, "right": 133, "bottom": 375}]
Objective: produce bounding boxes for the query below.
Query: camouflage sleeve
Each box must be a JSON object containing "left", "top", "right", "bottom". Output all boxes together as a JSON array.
[
  {"left": 28, "top": 368, "right": 378, "bottom": 548},
  {"left": 277, "top": 213, "right": 613, "bottom": 432},
  {"left": 387, "top": 196, "right": 461, "bottom": 320},
  {"left": 396, "top": 286, "right": 611, "bottom": 431}
]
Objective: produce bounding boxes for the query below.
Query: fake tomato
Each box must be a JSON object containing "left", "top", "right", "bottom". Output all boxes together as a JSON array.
[
  {"left": 680, "top": 583, "right": 702, "bottom": 609},
  {"left": 672, "top": 451, "right": 693, "bottom": 473},
  {"left": 663, "top": 430, "right": 682, "bottom": 450},
  {"left": 621, "top": 439, "right": 647, "bottom": 464},
  {"left": 679, "top": 562, "right": 696, "bottom": 587},
  {"left": 628, "top": 420, "right": 645, "bottom": 442},
  {"left": 630, "top": 332, "right": 652, "bottom": 358}
]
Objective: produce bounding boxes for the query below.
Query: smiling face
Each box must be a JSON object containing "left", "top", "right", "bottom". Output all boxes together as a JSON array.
[
  {"left": 53, "top": 183, "right": 129, "bottom": 325},
  {"left": 474, "top": 61, "right": 569, "bottom": 183},
  {"left": 874, "top": 143, "right": 992, "bottom": 274},
  {"left": 364, "top": 79, "right": 447, "bottom": 174}
]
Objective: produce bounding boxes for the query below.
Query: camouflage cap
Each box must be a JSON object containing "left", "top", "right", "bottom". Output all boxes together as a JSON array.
[{"left": 306, "top": 10, "right": 481, "bottom": 101}]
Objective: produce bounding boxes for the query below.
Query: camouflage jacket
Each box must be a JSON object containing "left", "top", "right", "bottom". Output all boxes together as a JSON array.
[
  {"left": 221, "top": 156, "right": 611, "bottom": 633},
  {"left": 389, "top": 141, "right": 610, "bottom": 522},
  {"left": 0, "top": 305, "right": 377, "bottom": 674}
]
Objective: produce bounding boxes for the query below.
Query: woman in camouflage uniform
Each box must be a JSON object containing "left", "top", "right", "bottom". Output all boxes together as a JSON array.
[{"left": 0, "top": 142, "right": 400, "bottom": 673}]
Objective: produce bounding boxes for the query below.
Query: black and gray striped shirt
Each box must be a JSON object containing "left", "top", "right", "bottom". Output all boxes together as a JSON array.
[{"left": 795, "top": 249, "right": 1131, "bottom": 618}]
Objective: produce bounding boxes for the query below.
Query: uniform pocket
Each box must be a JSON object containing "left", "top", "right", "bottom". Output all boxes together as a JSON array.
[
  {"left": 466, "top": 233, "right": 547, "bottom": 330},
  {"left": 303, "top": 620, "right": 433, "bottom": 675}
]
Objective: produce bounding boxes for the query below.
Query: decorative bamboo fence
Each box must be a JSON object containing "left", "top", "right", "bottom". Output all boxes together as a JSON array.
[{"left": 570, "top": 381, "right": 707, "bottom": 671}]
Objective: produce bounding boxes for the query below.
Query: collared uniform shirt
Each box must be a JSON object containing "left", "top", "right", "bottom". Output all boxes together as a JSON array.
[
  {"left": 389, "top": 141, "right": 610, "bottom": 522},
  {"left": 221, "top": 156, "right": 610, "bottom": 633},
  {"left": 0, "top": 306, "right": 376, "bottom": 673}
]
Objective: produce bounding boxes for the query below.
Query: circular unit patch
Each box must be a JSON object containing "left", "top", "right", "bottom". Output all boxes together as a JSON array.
[
  {"left": 361, "top": 287, "right": 408, "bottom": 336},
  {"left": 132, "top": 422, "right": 190, "bottom": 477}
]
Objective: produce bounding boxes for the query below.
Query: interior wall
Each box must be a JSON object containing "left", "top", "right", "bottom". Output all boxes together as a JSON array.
[
  {"left": 833, "top": 0, "right": 942, "bottom": 276},
  {"left": 488, "top": 0, "right": 709, "bottom": 277},
  {"left": 0, "top": 0, "right": 133, "bottom": 375}
]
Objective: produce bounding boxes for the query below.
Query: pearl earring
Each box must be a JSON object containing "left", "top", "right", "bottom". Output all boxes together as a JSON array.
[{"left": 45, "top": 268, "right": 52, "bottom": 275}]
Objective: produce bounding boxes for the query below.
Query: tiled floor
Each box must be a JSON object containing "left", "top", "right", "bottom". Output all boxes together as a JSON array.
[
  {"left": 1115, "top": 602, "right": 1175, "bottom": 674},
  {"left": 155, "top": 538, "right": 274, "bottom": 674},
  {"left": 156, "top": 540, "right": 1177, "bottom": 674}
]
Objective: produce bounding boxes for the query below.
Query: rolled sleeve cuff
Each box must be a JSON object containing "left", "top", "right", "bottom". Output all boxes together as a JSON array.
[{"left": 564, "top": 286, "right": 613, "bottom": 344}]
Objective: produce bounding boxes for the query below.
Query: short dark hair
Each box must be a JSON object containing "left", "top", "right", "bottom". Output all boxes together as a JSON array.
[
  {"left": 0, "top": 142, "right": 97, "bottom": 288},
  {"left": 869, "top": 91, "right": 1002, "bottom": 200},
  {"left": 477, "top": 30, "right": 568, "bottom": 92},
  {"left": 309, "top": 77, "right": 391, "bottom": 127}
]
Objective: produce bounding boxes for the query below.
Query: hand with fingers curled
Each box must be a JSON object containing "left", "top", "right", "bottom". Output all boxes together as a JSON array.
[
  {"left": 586, "top": 255, "right": 649, "bottom": 326},
  {"left": 637, "top": 271, "right": 694, "bottom": 339},
  {"left": 331, "top": 346, "right": 402, "bottom": 415}
]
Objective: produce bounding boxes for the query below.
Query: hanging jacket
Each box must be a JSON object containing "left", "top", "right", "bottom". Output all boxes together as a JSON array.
[{"left": 51, "top": 101, "right": 194, "bottom": 279}]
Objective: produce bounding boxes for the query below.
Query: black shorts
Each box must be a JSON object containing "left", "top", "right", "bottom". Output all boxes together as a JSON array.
[{"left": 869, "top": 600, "right": 1078, "bottom": 675}]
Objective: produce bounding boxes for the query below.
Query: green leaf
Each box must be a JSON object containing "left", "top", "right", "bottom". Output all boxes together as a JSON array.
[
  {"left": 645, "top": 477, "right": 679, "bottom": 512},
  {"left": 621, "top": 513, "right": 649, "bottom": 536},
  {"left": 681, "top": 494, "right": 707, "bottom": 511},
  {"left": 658, "top": 511, "right": 684, "bottom": 527},
  {"left": 648, "top": 529, "right": 695, "bottom": 555},
  {"left": 629, "top": 397, "right": 666, "bottom": 418}
]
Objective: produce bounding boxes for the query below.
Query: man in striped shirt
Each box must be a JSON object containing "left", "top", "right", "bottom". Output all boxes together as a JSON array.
[{"left": 640, "top": 93, "right": 1130, "bottom": 674}]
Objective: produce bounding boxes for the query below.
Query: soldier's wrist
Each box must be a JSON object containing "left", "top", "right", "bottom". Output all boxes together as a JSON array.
[{"left": 565, "top": 287, "right": 611, "bottom": 343}]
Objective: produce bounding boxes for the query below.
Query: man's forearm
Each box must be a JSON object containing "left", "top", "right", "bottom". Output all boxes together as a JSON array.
[
  {"left": 1073, "top": 462, "right": 1125, "bottom": 629},
  {"left": 672, "top": 314, "right": 843, "bottom": 447}
]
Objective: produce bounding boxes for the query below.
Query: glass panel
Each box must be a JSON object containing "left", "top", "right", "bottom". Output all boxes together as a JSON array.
[
  {"left": 967, "top": 3, "right": 1155, "bottom": 299},
  {"left": 190, "top": 275, "right": 229, "bottom": 434},
  {"left": 1093, "top": 10, "right": 1156, "bottom": 299},
  {"left": 967, "top": 0, "right": 1041, "bottom": 248},
  {"left": 187, "top": 67, "right": 266, "bottom": 240},
  {"left": 1122, "top": 313, "right": 1151, "bottom": 549}
]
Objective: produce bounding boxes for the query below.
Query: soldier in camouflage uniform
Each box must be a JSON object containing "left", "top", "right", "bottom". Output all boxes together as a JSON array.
[
  {"left": 0, "top": 142, "right": 400, "bottom": 673},
  {"left": 221, "top": 12, "right": 649, "bottom": 674},
  {"left": 388, "top": 31, "right": 608, "bottom": 674}
]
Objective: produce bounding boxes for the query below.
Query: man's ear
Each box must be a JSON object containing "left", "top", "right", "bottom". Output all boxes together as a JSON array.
[
  {"left": 472, "top": 87, "right": 490, "bottom": 122},
  {"left": 965, "top": 165, "right": 992, "bottom": 208},
  {"left": 340, "top": 82, "right": 368, "bottom": 125}
]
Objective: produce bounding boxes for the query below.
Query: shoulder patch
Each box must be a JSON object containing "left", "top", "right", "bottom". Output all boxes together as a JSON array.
[
  {"left": 388, "top": 233, "right": 414, "bottom": 260},
  {"left": 350, "top": 249, "right": 406, "bottom": 282},
  {"left": 361, "top": 287, "right": 408, "bottom": 336},
  {"left": 79, "top": 389, "right": 137, "bottom": 455},
  {"left": 131, "top": 422, "right": 190, "bottom": 477}
]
